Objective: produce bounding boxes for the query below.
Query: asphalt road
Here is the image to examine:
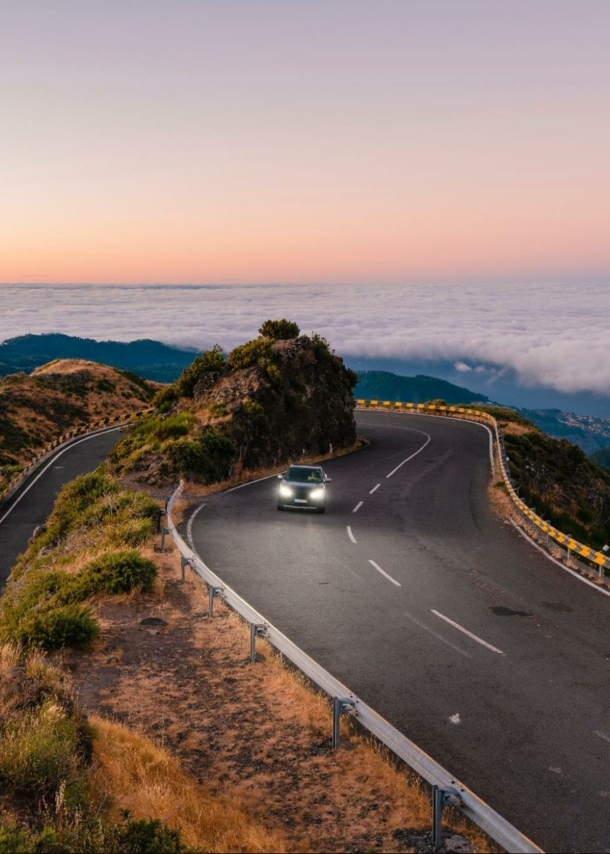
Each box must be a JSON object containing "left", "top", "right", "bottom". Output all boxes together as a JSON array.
[
  {"left": 185, "top": 410, "right": 610, "bottom": 853},
  {"left": 0, "top": 427, "right": 123, "bottom": 586}
]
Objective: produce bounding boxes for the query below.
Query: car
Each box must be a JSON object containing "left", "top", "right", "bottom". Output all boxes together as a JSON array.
[{"left": 276, "top": 464, "right": 331, "bottom": 513}]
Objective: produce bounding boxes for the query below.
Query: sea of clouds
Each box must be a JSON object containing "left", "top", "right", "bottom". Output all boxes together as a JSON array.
[{"left": 1, "top": 282, "right": 608, "bottom": 397}]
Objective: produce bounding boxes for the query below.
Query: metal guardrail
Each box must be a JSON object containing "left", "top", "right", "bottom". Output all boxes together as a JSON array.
[
  {"left": 355, "top": 400, "right": 609, "bottom": 576},
  {"left": 0, "top": 408, "right": 155, "bottom": 506},
  {"left": 166, "top": 483, "right": 543, "bottom": 853}
]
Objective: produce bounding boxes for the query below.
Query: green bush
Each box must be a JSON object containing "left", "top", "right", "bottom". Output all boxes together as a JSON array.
[
  {"left": 0, "top": 700, "right": 83, "bottom": 797},
  {"left": 114, "top": 819, "right": 185, "bottom": 853},
  {"left": 80, "top": 551, "right": 157, "bottom": 596},
  {"left": 208, "top": 401, "right": 228, "bottom": 417},
  {"left": 227, "top": 338, "right": 272, "bottom": 370},
  {"left": 258, "top": 318, "right": 300, "bottom": 340},
  {"left": 9, "top": 605, "right": 99, "bottom": 651},
  {"left": 0, "top": 818, "right": 186, "bottom": 854},
  {"left": 153, "top": 385, "right": 179, "bottom": 413},
  {"left": 168, "top": 427, "right": 237, "bottom": 482},
  {"left": 174, "top": 344, "right": 226, "bottom": 398},
  {"left": 151, "top": 412, "right": 195, "bottom": 441},
  {"left": 1, "top": 551, "right": 156, "bottom": 650}
]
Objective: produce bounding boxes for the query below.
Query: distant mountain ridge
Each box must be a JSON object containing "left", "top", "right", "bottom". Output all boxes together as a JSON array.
[
  {"left": 355, "top": 370, "right": 488, "bottom": 405},
  {"left": 0, "top": 333, "right": 197, "bottom": 383}
]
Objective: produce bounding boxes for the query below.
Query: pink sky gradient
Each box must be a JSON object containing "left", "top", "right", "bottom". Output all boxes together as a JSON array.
[{"left": 1, "top": 1, "right": 609, "bottom": 285}]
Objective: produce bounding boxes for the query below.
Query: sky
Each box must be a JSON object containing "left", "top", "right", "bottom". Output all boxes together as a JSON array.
[{"left": 1, "top": 1, "right": 610, "bottom": 286}]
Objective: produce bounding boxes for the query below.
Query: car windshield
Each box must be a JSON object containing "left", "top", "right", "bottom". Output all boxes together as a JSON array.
[{"left": 285, "top": 467, "right": 323, "bottom": 483}]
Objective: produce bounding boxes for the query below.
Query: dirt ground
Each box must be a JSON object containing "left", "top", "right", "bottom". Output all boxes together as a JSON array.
[{"left": 62, "top": 541, "right": 485, "bottom": 854}]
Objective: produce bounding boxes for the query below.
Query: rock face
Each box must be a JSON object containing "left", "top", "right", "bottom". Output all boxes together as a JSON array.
[{"left": 196, "top": 336, "right": 356, "bottom": 470}]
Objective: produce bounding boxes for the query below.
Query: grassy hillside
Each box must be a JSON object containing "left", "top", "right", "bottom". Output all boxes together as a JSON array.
[
  {"left": 0, "top": 333, "right": 196, "bottom": 383},
  {"left": 355, "top": 370, "right": 488, "bottom": 405},
  {"left": 110, "top": 320, "right": 358, "bottom": 487},
  {"left": 0, "top": 360, "right": 157, "bottom": 489},
  {"left": 0, "top": 469, "right": 287, "bottom": 853}
]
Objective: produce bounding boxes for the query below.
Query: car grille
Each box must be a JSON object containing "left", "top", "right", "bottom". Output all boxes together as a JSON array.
[{"left": 293, "top": 487, "right": 311, "bottom": 500}]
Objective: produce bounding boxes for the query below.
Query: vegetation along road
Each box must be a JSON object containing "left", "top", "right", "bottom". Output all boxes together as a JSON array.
[
  {"left": 0, "top": 427, "right": 123, "bottom": 585},
  {"left": 185, "top": 409, "right": 610, "bottom": 854}
]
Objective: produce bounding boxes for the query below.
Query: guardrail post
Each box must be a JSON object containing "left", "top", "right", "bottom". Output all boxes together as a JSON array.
[
  {"left": 180, "top": 556, "right": 192, "bottom": 582},
  {"left": 159, "top": 526, "right": 170, "bottom": 552},
  {"left": 332, "top": 697, "right": 355, "bottom": 749},
  {"left": 250, "top": 623, "right": 266, "bottom": 662},
  {"left": 208, "top": 586, "right": 223, "bottom": 618},
  {"left": 432, "top": 785, "right": 461, "bottom": 851},
  {"left": 156, "top": 507, "right": 166, "bottom": 533}
]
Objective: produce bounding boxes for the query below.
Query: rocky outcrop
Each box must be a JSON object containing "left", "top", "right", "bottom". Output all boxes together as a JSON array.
[
  {"left": 197, "top": 335, "right": 356, "bottom": 469},
  {"left": 110, "top": 326, "right": 357, "bottom": 485}
]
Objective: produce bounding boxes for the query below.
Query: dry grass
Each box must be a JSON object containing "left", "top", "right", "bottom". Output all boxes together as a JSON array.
[
  {"left": 91, "top": 716, "right": 288, "bottom": 853},
  {"left": 500, "top": 422, "right": 535, "bottom": 437},
  {"left": 67, "top": 546, "right": 493, "bottom": 853},
  {"left": 0, "top": 642, "right": 20, "bottom": 676}
]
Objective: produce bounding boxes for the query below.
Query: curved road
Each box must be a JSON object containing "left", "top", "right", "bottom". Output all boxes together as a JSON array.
[
  {"left": 0, "top": 427, "right": 123, "bottom": 585},
  {"left": 185, "top": 410, "right": 610, "bottom": 853}
]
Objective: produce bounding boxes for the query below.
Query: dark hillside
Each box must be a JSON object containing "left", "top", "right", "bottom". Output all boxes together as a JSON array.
[
  {"left": 590, "top": 445, "right": 610, "bottom": 472},
  {"left": 504, "top": 427, "right": 610, "bottom": 549},
  {"left": 355, "top": 371, "right": 488, "bottom": 405}
]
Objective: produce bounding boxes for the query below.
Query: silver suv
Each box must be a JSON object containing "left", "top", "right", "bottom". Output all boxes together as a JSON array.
[{"left": 277, "top": 465, "right": 331, "bottom": 513}]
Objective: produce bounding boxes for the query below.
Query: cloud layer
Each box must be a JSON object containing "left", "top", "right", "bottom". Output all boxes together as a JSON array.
[{"left": 1, "top": 282, "right": 608, "bottom": 397}]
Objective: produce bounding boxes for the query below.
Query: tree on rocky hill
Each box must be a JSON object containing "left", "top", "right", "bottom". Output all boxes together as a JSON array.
[{"left": 258, "top": 319, "right": 300, "bottom": 340}]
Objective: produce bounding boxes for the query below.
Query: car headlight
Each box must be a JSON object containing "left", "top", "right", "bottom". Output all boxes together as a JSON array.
[
  {"left": 310, "top": 488, "right": 324, "bottom": 500},
  {"left": 280, "top": 484, "right": 293, "bottom": 497}
]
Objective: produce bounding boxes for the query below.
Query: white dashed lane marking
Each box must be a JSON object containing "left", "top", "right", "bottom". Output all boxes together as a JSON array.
[
  {"left": 431, "top": 610, "right": 505, "bottom": 655},
  {"left": 368, "top": 560, "right": 401, "bottom": 587},
  {"left": 352, "top": 501, "right": 363, "bottom": 513},
  {"left": 346, "top": 526, "right": 357, "bottom": 544},
  {"left": 369, "top": 483, "right": 380, "bottom": 494}
]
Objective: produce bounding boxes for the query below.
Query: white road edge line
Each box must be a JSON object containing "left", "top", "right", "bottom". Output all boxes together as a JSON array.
[
  {"left": 0, "top": 426, "right": 123, "bottom": 527},
  {"left": 353, "top": 501, "right": 363, "bottom": 513},
  {"left": 431, "top": 610, "right": 505, "bottom": 655},
  {"left": 369, "top": 483, "right": 381, "bottom": 494},
  {"left": 347, "top": 525, "right": 357, "bottom": 544},
  {"left": 186, "top": 502, "right": 207, "bottom": 549},
  {"left": 226, "top": 473, "right": 279, "bottom": 492},
  {"left": 368, "top": 560, "right": 401, "bottom": 587},
  {"left": 510, "top": 519, "right": 610, "bottom": 600},
  {"left": 386, "top": 433, "right": 431, "bottom": 479}
]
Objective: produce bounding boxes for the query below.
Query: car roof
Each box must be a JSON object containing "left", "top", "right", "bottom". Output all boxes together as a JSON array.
[{"left": 287, "top": 464, "right": 323, "bottom": 470}]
